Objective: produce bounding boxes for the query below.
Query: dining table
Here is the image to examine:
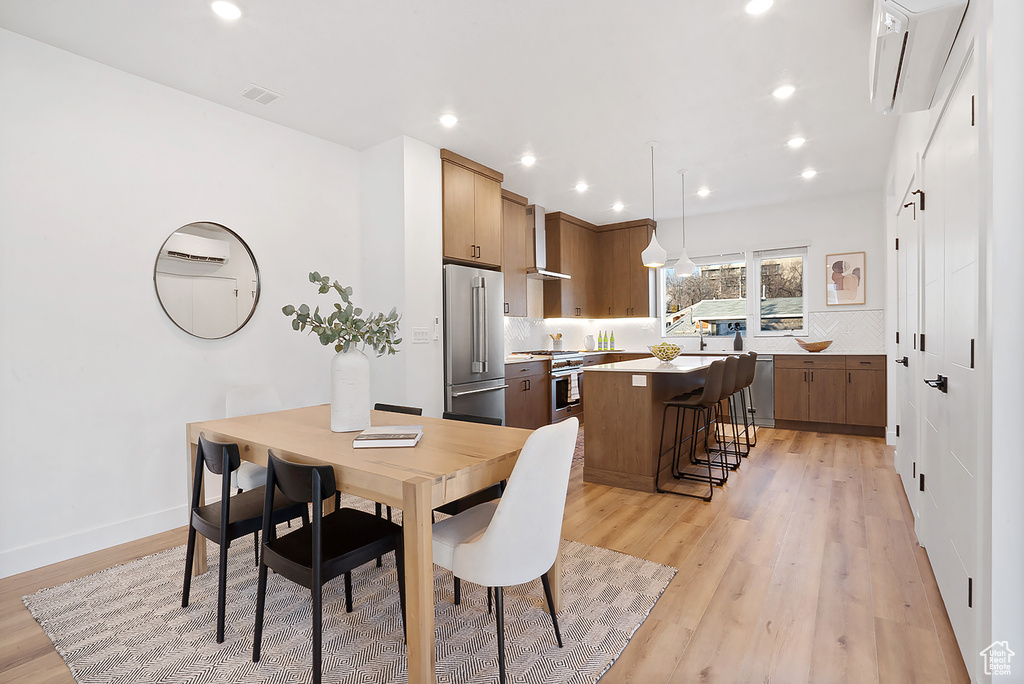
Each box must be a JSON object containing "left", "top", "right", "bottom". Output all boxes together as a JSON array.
[{"left": 185, "top": 404, "right": 546, "bottom": 684}]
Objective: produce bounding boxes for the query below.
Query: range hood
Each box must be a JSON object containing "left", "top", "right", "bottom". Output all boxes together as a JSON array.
[{"left": 525, "top": 204, "right": 571, "bottom": 280}]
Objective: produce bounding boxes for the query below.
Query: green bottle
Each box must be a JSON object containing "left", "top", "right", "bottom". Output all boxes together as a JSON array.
[{"left": 610, "top": 330, "right": 615, "bottom": 350}]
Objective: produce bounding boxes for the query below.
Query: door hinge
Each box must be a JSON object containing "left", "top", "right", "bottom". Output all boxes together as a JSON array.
[
  {"left": 912, "top": 189, "right": 926, "bottom": 211},
  {"left": 920, "top": 334, "right": 926, "bottom": 352},
  {"left": 896, "top": 424, "right": 901, "bottom": 437},
  {"left": 971, "top": 95, "right": 976, "bottom": 127},
  {"left": 970, "top": 339, "right": 975, "bottom": 369},
  {"left": 919, "top": 473, "right": 925, "bottom": 492}
]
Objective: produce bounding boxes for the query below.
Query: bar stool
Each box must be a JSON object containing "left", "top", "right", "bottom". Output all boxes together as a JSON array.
[
  {"left": 704, "top": 355, "right": 745, "bottom": 470},
  {"left": 735, "top": 352, "right": 758, "bottom": 452},
  {"left": 656, "top": 359, "right": 727, "bottom": 500}
]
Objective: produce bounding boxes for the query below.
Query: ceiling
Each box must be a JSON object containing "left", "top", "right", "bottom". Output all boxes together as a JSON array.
[{"left": 0, "top": 0, "right": 897, "bottom": 225}]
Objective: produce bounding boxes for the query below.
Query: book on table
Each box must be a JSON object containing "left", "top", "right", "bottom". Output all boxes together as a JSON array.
[{"left": 353, "top": 425, "right": 424, "bottom": 448}]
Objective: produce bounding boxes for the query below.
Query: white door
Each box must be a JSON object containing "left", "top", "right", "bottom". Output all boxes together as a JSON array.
[
  {"left": 918, "top": 51, "right": 979, "bottom": 671},
  {"left": 894, "top": 194, "right": 920, "bottom": 519}
]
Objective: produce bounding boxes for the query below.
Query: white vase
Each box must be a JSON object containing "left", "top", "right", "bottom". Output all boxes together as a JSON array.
[{"left": 330, "top": 347, "right": 370, "bottom": 432}]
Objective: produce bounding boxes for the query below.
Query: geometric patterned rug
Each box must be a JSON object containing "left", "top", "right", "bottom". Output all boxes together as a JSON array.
[{"left": 23, "top": 498, "right": 674, "bottom": 684}]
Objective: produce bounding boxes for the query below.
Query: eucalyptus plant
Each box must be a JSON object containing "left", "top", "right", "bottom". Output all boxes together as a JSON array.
[{"left": 282, "top": 271, "right": 402, "bottom": 356}]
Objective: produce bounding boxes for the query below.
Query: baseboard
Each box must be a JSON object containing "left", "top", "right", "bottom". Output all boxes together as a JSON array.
[{"left": 0, "top": 505, "right": 187, "bottom": 579}]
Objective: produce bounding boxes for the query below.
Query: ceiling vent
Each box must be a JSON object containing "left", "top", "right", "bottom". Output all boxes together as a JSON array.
[{"left": 240, "top": 84, "right": 282, "bottom": 105}]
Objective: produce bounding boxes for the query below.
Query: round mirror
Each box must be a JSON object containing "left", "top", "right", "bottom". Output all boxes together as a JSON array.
[{"left": 153, "top": 222, "right": 260, "bottom": 339}]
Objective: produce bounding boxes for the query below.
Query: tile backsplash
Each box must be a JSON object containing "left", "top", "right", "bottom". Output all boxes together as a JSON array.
[{"left": 504, "top": 309, "right": 885, "bottom": 356}]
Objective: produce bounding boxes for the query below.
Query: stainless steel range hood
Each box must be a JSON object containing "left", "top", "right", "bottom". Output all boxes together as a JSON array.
[{"left": 525, "top": 204, "right": 571, "bottom": 280}]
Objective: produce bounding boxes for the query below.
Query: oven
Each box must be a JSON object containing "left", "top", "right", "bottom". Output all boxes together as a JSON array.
[{"left": 549, "top": 353, "right": 584, "bottom": 423}]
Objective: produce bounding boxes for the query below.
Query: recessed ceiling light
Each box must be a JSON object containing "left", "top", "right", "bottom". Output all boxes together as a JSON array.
[
  {"left": 521, "top": 154, "right": 536, "bottom": 167},
  {"left": 439, "top": 114, "right": 458, "bottom": 128},
  {"left": 772, "top": 85, "right": 796, "bottom": 100},
  {"left": 801, "top": 168, "right": 817, "bottom": 179},
  {"left": 788, "top": 136, "right": 806, "bottom": 148},
  {"left": 745, "top": 0, "right": 773, "bottom": 14},
  {"left": 697, "top": 187, "right": 711, "bottom": 198},
  {"left": 612, "top": 201, "right": 624, "bottom": 212},
  {"left": 211, "top": 1, "right": 242, "bottom": 20},
  {"left": 575, "top": 181, "right": 589, "bottom": 193}
]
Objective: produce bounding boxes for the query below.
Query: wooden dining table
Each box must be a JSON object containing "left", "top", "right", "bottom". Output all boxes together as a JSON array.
[{"left": 185, "top": 405, "right": 547, "bottom": 684}]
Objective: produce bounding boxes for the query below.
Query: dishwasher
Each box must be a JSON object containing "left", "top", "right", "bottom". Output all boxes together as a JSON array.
[{"left": 749, "top": 354, "right": 775, "bottom": 427}]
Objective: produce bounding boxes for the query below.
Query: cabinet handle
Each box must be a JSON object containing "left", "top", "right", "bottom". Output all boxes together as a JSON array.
[
  {"left": 804, "top": 371, "right": 807, "bottom": 382},
  {"left": 848, "top": 372, "right": 852, "bottom": 383},
  {"left": 504, "top": 302, "right": 509, "bottom": 314},
  {"left": 608, "top": 307, "right": 612, "bottom": 315},
  {"left": 811, "top": 371, "right": 814, "bottom": 382}
]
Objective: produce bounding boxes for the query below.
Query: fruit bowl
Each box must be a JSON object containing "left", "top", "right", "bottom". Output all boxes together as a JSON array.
[
  {"left": 648, "top": 343, "right": 681, "bottom": 362},
  {"left": 796, "top": 339, "right": 833, "bottom": 353}
]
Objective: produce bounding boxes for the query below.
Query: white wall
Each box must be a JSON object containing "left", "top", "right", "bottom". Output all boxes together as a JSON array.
[
  {"left": 985, "top": 0, "right": 1024, "bottom": 665},
  {"left": 0, "top": 29, "right": 362, "bottom": 577},
  {"left": 360, "top": 136, "right": 444, "bottom": 417}
]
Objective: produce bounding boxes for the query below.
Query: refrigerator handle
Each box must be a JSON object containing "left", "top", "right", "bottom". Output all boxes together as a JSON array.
[{"left": 471, "top": 276, "right": 486, "bottom": 374}]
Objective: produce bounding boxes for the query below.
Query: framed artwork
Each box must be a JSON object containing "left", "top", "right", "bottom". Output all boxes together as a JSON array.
[{"left": 826, "top": 251, "right": 865, "bottom": 305}]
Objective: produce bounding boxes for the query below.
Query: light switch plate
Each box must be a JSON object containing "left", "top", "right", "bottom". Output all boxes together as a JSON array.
[
  {"left": 632, "top": 375, "right": 647, "bottom": 387},
  {"left": 412, "top": 327, "right": 430, "bottom": 344}
]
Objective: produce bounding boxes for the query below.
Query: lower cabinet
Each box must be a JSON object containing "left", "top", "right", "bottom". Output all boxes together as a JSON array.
[
  {"left": 505, "top": 361, "right": 549, "bottom": 429},
  {"left": 774, "top": 354, "right": 886, "bottom": 435}
]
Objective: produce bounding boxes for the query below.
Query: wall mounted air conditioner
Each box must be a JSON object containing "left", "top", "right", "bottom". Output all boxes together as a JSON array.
[
  {"left": 869, "top": 0, "right": 968, "bottom": 115},
  {"left": 162, "top": 232, "right": 231, "bottom": 264}
]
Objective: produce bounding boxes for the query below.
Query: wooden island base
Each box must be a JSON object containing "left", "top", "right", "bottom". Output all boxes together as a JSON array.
[{"left": 583, "top": 357, "right": 724, "bottom": 492}]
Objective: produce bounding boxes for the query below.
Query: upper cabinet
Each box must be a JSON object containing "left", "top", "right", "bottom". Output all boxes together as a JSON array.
[
  {"left": 600, "top": 221, "right": 654, "bottom": 318},
  {"left": 501, "top": 189, "right": 529, "bottom": 317},
  {"left": 441, "top": 149, "right": 503, "bottom": 268},
  {"left": 543, "top": 214, "right": 654, "bottom": 319},
  {"left": 543, "top": 212, "right": 596, "bottom": 318}
]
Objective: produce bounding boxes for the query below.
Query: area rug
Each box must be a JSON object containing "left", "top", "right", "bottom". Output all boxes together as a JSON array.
[{"left": 24, "top": 508, "right": 674, "bottom": 683}]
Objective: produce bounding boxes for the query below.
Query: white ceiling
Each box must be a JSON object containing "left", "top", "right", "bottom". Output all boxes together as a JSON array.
[{"left": 0, "top": 0, "right": 897, "bottom": 225}]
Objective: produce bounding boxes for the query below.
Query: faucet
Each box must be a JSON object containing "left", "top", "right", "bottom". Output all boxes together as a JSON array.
[{"left": 698, "top": 325, "right": 707, "bottom": 351}]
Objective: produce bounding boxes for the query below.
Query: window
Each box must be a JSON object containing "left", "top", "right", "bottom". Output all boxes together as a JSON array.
[
  {"left": 752, "top": 248, "right": 806, "bottom": 335},
  {"left": 660, "top": 247, "right": 807, "bottom": 338},
  {"left": 662, "top": 255, "right": 747, "bottom": 338}
]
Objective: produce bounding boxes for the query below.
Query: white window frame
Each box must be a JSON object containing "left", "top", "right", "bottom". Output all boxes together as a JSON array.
[
  {"left": 750, "top": 247, "right": 808, "bottom": 337},
  {"left": 659, "top": 246, "right": 809, "bottom": 339}
]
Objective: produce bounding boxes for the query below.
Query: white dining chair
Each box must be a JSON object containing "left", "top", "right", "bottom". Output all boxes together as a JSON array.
[
  {"left": 225, "top": 384, "right": 283, "bottom": 491},
  {"left": 431, "top": 417, "right": 579, "bottom": 684}
]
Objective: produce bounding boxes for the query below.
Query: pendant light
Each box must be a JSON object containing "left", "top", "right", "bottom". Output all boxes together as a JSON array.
[
  {"left": 673, "top": 169, "right": 697, "bottom": 276},
  {"left": 641, "top": 142, "right": 668, "bottom": 269}
]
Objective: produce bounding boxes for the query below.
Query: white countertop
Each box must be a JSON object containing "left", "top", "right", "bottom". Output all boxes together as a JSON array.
[{"left": 585, "top": 355, "right": 731, "bottom": 374}]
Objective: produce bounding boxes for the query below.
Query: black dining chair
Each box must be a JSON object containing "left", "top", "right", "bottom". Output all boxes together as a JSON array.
[
  {"left": 253, "top": 451, "right": 406, "bottom": 684},
  {"left": 182, "top": 433, "right": 309, "bottom": 643},
  {"left": 369, "top": 403, "right": 424, "bottom": 522}
]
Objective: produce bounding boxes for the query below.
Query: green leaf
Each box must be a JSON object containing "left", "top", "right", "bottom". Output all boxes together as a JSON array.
[
  {"left": 282, "top": 304, "right": 295, "bottom": 316},
  {"left": 292, "top": 319, "right": 300, "bottom": 331},
  {"left": 310, "top": 272, "right": 320, "bottom": 282},
  {"left": 298, "top": 303, "right": 310, "bottom": 315}
]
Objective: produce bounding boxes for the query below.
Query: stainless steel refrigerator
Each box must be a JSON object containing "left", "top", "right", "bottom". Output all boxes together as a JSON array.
[{"left": 443, "top": 264, "right": 507, "bottom": 423}]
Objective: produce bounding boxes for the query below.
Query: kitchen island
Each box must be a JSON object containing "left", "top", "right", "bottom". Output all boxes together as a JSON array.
[{"left": 583, "top": 355, "right": 730, "bottom": 492}]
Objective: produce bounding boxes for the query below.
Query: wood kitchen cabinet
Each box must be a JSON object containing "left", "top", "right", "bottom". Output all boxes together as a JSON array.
[
  {"left": 543, "top": 212, "right": 596, "bottom": 318},
  {"left": 505, "top": 360, "right": 549, "bottom": 429},
  {"left": 501, "top": 189, "right": 529, "bottom": 317},
  {"left": 774, "top": 354, "right": 886, "bottom": 436},
  {"left": 441, "top": 149, "right": 503, "bottom": 268},
  {"left": 602, "top": 222, "right": 654, "bottom": 318}
]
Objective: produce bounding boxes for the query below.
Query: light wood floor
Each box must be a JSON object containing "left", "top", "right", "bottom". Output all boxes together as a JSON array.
[{"left": 0, "top": 428, "right": 969, "bottom": 683}]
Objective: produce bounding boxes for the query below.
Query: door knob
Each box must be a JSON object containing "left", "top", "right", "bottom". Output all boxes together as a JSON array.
[
  {"left": 923, "top": 375, "right": 948, "bottom": 393},
  {"left": 895, "top": 356, "right": 908, "bottom": 366}
]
